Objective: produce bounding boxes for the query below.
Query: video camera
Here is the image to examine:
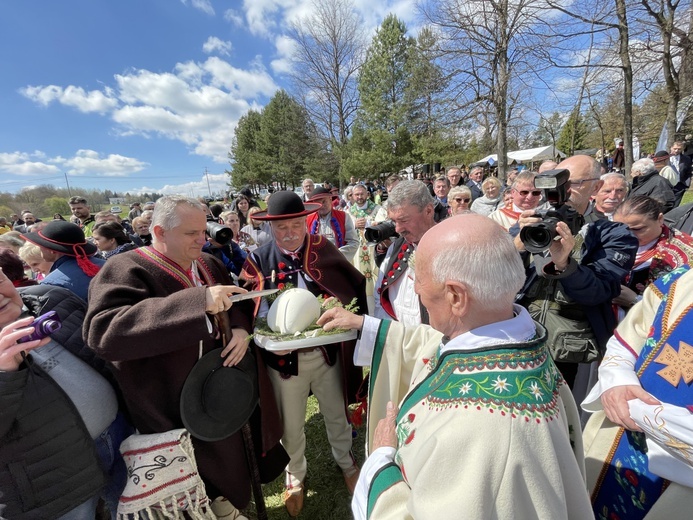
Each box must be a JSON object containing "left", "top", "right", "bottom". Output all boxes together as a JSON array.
[
  {"left": 206, "top": 215, "right": 234, "bottom": 246},
  {"left": 519, "top": 169, "right": 584, "bottom": 253},
  {"left": 364, "top": 220, "right": 398, "bottom": 243}
]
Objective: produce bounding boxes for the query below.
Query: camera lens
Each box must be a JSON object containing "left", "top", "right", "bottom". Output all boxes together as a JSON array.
[{"left": 520, "top": 221, "right": 557, "bottom": 253}]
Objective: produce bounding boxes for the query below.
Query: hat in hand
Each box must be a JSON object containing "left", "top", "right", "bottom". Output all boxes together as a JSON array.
[
  {"left": 251, "top": 190, "right": 320, "bottom": 221},
  {"left": 180, "top": 348, "right": 259, "bottom": 441}
]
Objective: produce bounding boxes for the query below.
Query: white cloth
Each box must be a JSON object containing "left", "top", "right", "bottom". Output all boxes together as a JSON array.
[{"left": 314, "top": 211, "right": 358, "bottom": 260}]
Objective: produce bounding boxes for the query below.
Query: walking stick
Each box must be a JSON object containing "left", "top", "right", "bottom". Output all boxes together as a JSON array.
[{"left": 241, "top": 422, "right": 268, "bottom": 520}]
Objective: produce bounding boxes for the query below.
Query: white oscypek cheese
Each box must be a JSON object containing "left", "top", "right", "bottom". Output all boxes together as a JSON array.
[{"left": 266, "top": 288, "right": 321, "bottom": 334}]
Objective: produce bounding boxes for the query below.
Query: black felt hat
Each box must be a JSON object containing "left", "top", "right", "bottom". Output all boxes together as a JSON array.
[
  {"left": 180, "top": 349, "right": 259, "bottom": 441},
  {"left": 251, "top": 190, "right": 320, "bottom": 221},
  {"left": 653, "top": 150, "right": 670, "bottom": 163},
  {"left": 23, "top": 220, "right": 97, "bottom": 257},
  {"left": 308, "top": 186, "right": 338, "bottom": 202}
]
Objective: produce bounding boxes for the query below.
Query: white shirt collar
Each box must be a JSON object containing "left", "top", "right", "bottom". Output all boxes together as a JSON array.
[{"left": 441, "top": 305, "right": 537, "bottom": 354}]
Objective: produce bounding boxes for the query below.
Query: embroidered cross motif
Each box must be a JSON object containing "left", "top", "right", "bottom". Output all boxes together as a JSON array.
[{"left": 654, "top": 341, "right": 693, "bottom": 386}]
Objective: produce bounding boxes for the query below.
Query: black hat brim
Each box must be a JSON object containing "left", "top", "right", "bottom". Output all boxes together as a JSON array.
[
  {"left": 180, "top": 348, "right": 259, "bottom": 442},
  {"left": 251, "top": 202, "right": 321, "bottom": 221},
  {"left": 23, "top": 226, "right": 97, "bottom": 257}
]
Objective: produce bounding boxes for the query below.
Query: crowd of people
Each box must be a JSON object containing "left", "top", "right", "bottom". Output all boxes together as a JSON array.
[{"left": 1, "top": 141, "right": 693, "bottom": 520}]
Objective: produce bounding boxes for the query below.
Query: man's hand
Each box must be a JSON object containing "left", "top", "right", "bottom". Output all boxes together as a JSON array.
[
  {"left": 205, "top": 285, "right": 247, "bottom": 314},
  {"left": 601, "top": 384, "right": 660, "bottom": 431},
  {"left": 513, "top": 210, "right": 542, "bottom": 251},
  {"left": 547, "top": 221, "right": 575, "bottom": 271},
  {"left": 221, "top": 327, "right": 250, "bottom": 367},
  {"left": 354, "top": 217, "right": 367, "bottom": 230},
  {"left": 0, "top": 317, "right": 51, "bottom": 372},
  {"left": 613, "top": 285, "right": 638, "bottom": 308},
  {"left": 372, "top": 401, "right": 399, "bottom": 451},
  {"left": 316, "top": 307, "right": 365, "bottom": 331}
]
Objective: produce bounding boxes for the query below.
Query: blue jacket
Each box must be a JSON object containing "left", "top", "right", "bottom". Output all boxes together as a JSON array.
[
  {"left": 41, "top": 255, "right": 106, "bottom": 301},
  {"left": 517, "top": 218, "right": 638, "bottom": 351}
]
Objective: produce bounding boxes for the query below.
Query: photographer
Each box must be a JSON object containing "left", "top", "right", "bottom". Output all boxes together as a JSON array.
[
  {"left": 203, "top": 217, "right": 246, "bottom": 277},
  {"left": 513, "top": 155, "right": 638, "bottom": 393}
]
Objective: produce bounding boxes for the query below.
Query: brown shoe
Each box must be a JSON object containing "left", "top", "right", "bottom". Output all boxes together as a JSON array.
[
  {"left": 343, "top": 465, "right": 360, "bottom": 495},
  {"left": 283, "top": 485, "right": 305, "bottom": 517}
]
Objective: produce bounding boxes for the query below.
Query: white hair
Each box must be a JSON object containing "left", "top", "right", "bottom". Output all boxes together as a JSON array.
[
  {"left": 430, "top": 223, "right": 525, "bottom": 310},
  {"left": 631, "top": 158, "right": 657, "bottom": 176}
]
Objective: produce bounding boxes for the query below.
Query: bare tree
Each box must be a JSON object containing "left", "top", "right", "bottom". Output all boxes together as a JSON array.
[
  {"left": 288, "top": 0, "right": 365, "bottom": 151},
  {"left": 420, "top": 0, "right": 548, "bottom": 181}
]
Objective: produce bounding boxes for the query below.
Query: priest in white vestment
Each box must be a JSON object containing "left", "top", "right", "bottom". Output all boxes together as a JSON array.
[{"left": 318, "top": 214, "right": 593, "bottom": 520}]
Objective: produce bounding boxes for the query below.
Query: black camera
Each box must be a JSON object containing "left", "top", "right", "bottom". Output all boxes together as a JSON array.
[
  {"left": 519, "top": 169, "right": 584, "bottom": 253},
  {"left": 364, "top": 220, "right": 397, "bottom": 243},
  {"left": 206, "top": 216, "right": 233, "bottom": 246}
]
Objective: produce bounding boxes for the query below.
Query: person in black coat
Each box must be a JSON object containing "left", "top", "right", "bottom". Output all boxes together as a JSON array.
[{"left": 628, "top": 157, "right": 676, "bottom": 213}]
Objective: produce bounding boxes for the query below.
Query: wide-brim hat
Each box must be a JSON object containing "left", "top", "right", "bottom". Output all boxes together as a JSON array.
[
  {"left": 653, "top": 150, "right": 670, "bottom": 163},
  {"left": 308, "top": 186, "right": 338, "bottom": 202},
  {"left": 180, "top": 348, "right": 258, "bottom": 441},
  {"left": 23, "top": 220, "right": 97, "bottom": 256},
  {"left": 251, "top": 190, "right": 320, "bottom": 221}
]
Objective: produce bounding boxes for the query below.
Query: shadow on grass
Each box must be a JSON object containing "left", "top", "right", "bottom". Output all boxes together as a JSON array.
[{"left": 241, "top": 395, "right": 366, "bottom": 519}]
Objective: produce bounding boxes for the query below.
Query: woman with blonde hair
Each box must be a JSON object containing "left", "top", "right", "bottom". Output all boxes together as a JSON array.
[
  {"left": 471, "top": 176, "right": 503, "bottom": 216},
  {"left": 448, "top": 186, "right": 473, "bottom": 216},
  {"left": 19, "top": 242, "right": 53, "bottom": 281}
]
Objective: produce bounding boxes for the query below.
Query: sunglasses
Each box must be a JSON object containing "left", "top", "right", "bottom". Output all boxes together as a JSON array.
[
  {"left": 453, "top": 197, "right": 471, "bottom": 203},
  {"left": 516, "top": 190, "right": 542, "bottom": 197}
]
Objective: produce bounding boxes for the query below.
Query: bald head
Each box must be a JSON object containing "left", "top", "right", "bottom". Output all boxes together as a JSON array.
[
  {"left": 416, "top": 215, "right": 525, "bottom": 337},
  {"left": 557, "top": 155, "right": 603, "bottom": 214}
]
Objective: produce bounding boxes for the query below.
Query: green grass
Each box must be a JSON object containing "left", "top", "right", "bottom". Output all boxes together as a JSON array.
[
  {"left": 241, "top": 397, "right": 366, "bottom": 519},
  {"left": 682, "top": 190, "right": 693, "bottom": 206}
]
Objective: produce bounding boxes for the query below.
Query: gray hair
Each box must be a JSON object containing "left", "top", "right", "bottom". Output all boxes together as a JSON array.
[
  {"left": 386, "top": 180, "right": 434, "bottom": 211},
  {"left": 430, "top": 220, "right": 525, "bottom": 310},
  {"left": 511, "top": 171, "right": 537, "bottom": 190},
  {"left": 449, "top": 186, "right": 472, "bottom": 199},
  {"left": 600, "top": 172, "right": 628, "bottom": 188},
  {"left": 151, "top": 195, "right": 206, "bottom": 233},
  {"left": 631, "top": 158, "right": 657, "bottom": 176}
]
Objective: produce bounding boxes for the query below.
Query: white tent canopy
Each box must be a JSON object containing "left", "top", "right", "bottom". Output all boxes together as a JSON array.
[{"left": 475, "top": 145, "right": 565, "bottom": 166}]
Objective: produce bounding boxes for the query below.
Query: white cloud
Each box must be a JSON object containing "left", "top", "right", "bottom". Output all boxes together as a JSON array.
[
  {"left": 181, "top": 0, "right": 215, "bottom": 15},
  {"left": 271, "top": 35, "right": 296, "bottom": 75},
  {"left": 131, "top": 173, "right": 230, "bottom": 197},
  {"left": 0, "top": 149, "right": 146, "bottom": 178},
  {"left": 223, "top": 9, "right": 245, "bottom": 27},
  {"left": 0, "top": 151, "right": 61, "bottom": 176},
  {"left": 54, "top": 149, "right": 149, "bottom": 177},
  {"left": 203, "top": 36, "right": 232, "bottom": 56},
  {"left": 19, "top": 85, "right": 118, "bottom": 114}
]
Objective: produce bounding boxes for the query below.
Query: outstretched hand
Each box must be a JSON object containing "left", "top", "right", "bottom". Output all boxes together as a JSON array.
[
  {"left": 316, "top": 306, "right": 364, "bottom": 331},
  {"left": 601, "top": 384, "right": 660, "bottom": 431}
]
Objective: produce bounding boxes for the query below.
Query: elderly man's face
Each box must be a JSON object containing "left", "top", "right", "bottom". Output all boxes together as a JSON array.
[
  {"left": 434, "top": 180, "right": 450, "bottom": 199},
  {"left": 511, "top": 182, "right": 542, "bottom": 210},
  {"left": 0, "top": 269, "right": 24, "bottom": 327},
  {"left": 272, "top": 216, "right": 307, "bottom": 251},
  {"left": 413, "top": 244, "right": 448, "bottom": 333},
  {"left": 446, "top": 169, "right": 461, "bottom": 186},
  {"left": 302, "top": 181, "right": 315, "bottom": 194},
  {"left": 388, "top": 203, "right": 433, "bottom": 245},
  {"left": 469, "top": 169, "right": 483, "bottom": 182},
  {"left": 594, "top": 178, "right": 627, "bottom": 213}
]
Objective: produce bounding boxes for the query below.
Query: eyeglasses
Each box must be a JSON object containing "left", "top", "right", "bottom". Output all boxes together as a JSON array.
[
  {"left": 515, "top": 190, "right": 542, "bottom": 197},
  {"left": 453, "top": 197, "right": 471, "bottom": 203},
  {"left": 569, "top": 179, "right": 598, "bottom": 188}
]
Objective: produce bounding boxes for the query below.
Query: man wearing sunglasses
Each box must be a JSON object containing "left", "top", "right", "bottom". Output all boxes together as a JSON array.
[
  {"left": 514, "top": 155, "right": 638, "bottom": 398},
  {"left": 489, "top": 171, "right": 544, "bottom": 231}
]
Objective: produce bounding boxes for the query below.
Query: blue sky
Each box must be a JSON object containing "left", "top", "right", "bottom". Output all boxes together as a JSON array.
[{"left": 0, "top": 0, "right": 417, "bottom": 197}]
